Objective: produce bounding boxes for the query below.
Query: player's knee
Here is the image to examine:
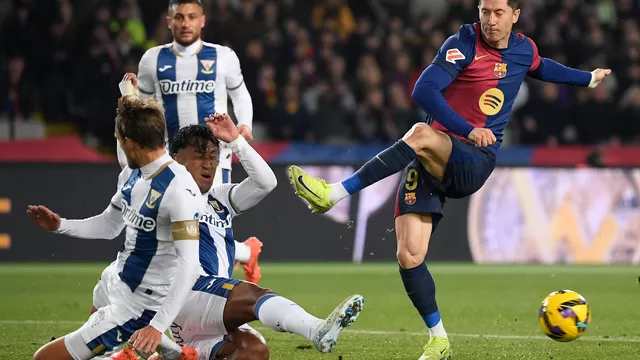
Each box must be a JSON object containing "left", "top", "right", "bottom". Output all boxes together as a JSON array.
[
  {"left": 234, "top": 343, "right": 269, "bottom": 360},
  {"left": 396, "top": 246, "right": 427, "bottom": 269},
  {"left": 402, "top": 123, "right": 436, "bottom": 156}
]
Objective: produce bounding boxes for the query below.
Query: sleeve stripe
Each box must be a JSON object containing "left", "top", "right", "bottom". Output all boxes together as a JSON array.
[
  {"left": 527, "top": 37, "right": 541, "bottom": 72},
  {"left": 227, "top": 184, "right": 243, "bottom": 215},
  {"left": 171, "top": 220, "right": 200, "bottom": 240},
  {"left": 431, "top": 59, "right": 458, "bottom": 80},
  {"left": 227, "top": 79, "right": 244, "bottom": 91}
]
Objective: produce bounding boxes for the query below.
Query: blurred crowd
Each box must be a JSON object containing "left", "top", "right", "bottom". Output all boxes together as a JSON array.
[{"left": 1, "top": 0, "right": 639, "bottom": 148}]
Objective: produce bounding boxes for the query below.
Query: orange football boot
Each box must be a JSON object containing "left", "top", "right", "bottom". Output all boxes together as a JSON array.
[
  {"left": 237, "top": 237, "right": 263, "bottom": 284},
  {"left": 108, "top": 348, "right": 138, "bottom": 360}
]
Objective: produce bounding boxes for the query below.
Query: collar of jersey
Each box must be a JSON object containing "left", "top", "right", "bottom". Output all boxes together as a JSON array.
[
  {"left": 172, "top": 40, "right": 203, "bottom": 57},
  {"left": 141, "top": 153, "right": 174, "bottom": 180}
]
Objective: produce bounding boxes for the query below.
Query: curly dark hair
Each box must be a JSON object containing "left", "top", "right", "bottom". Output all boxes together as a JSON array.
[{"left": 170, "top": 124, "right": 219, "bottom": 156}]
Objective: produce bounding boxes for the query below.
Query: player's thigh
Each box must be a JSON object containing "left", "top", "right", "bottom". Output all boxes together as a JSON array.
[
  {"left": 173, "top": 276, "right": 243, "bottom": 341},
  {"left": 444, "top": 139, "right": 496, "bottom": 199},
  {"left": 394, "top": 160, "right": 445, "bottom": 268},
  {"left": 92, "top": 261, "right": 117, "bottom": 311},
  {"left": 402, "top": 123, "right": 453, "bottom": 182},
  {"left": 33, "top": 337, "right": 74, "bottom": 360},
  {"left": 224, "top": 282, "right": 273, "bottom": 330},
  {"left": 64, "top": 303, "right": 153, "bottom": 359}
]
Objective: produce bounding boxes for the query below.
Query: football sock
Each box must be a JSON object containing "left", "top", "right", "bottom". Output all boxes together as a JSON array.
[
  {"left": 234, "top": 241, "right": 252, "bottom": 263},
  {"left": 338, "top": 140, "right": 416, "bottom": 198},
  {"left": 156, "top": 334, "right": 183, "bottom": 359},
  {"left": 255, "top": 294, "right": 322, "bottom": 341},
  {"left": 399, "top": 263, "right": 447, "bottom": 338}
]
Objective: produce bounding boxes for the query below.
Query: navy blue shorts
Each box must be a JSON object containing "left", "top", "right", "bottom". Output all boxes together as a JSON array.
[{"left": 394, "top": 136, "right": 496, "bottom": 228}]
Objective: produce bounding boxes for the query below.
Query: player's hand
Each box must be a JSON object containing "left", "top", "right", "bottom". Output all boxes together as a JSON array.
[
  {"left": 130, "top": 326, "right": 162, "bottom": 355},
  {"left": 589, "top": 68, "right": 612, "bottom": 88},
  {"left": 119, "top": 73, "right": 140, "bottom": 98},
  {"left": 26, "top": 205, "right": 61, "bottom": 231},
  {"left": 467, "top": 128, "right": 497, "bottom": 147},
  {"left": 237, "top": 125, "right": 253, "bottom": 142},
  {"left": 205, "top": 113, "right": 240, "bottom": 143}
]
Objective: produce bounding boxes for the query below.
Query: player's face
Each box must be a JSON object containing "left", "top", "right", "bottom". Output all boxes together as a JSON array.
[
  {"left": 168, "top": 4, "right": 205, "bottom": 47},
  {"left": 175, "top": 143, "right": 218, "bottom": 194},
  {"left": 478, "top": 0, "right": 520, "bottom": 47},
  {"left": 115, "top": 131, "right": 140, "bottom": 169}
]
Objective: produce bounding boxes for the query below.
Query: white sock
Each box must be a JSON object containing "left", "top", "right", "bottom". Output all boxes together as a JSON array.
[
  {"left": 428, "top": 320, "right": 448, "bottom": 338},
  {"left": 255, "top": 294, "right": 322, "bottom": 341},
  {"left": 234, "top": 241, "right": 252, "bottom": 263},
  {"left": 328, "top": 183, "right": 349, "bottom": 204},
  {"left": 156, "top": 334, "right": 183, "bottom": 360}
]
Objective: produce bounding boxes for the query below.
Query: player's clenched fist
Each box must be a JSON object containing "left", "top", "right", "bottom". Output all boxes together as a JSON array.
[
  {"left": 119, "top": 73, "right": 140, "bottom": 98},
  {"left": 467, "top": 128, "right": 497, "bottom": 147},
  {"left": 27, "top": 205, "right": 61, "bottom": 231}
]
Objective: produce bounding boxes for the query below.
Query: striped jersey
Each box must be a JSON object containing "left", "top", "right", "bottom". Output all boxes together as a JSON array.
[
  {"left": 197, "top": 183, "right": 241, "bottom": 278},
  {"left": 137, "top": 40, "right": 245, "bottom": 169},
  {"left": 110, "top": 153, "right": 203, "bottom": 307}
]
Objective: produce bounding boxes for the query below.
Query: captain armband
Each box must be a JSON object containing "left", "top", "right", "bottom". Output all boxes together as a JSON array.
[{"left": 171, "top": 220, "right": 199, "bottom": 240}]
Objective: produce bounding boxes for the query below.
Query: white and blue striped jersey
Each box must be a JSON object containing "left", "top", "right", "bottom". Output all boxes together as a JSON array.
[
  {"left": 197, "top": 183, "right": 242, "bottom": 279},
  {"left": 137, "top": 40, "right": 247, "bottom": 170},
  {"left": 109, "top": 153, "right": 203, "bottom": 309}
]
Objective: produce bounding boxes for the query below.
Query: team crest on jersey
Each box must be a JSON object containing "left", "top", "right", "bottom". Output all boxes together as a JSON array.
[
  {"left": 494, "top": 63, "right": 508, "bottom": 78},
  {"left": 209, "top": 199, "right": 223, "bottom": 213},
  {"left": 146, "top": 189, "right": 162, "bottom": 209},
  {"left": 404, "top": 192, "right": 416, "bottom": 206},
  {"left": 200, "top": 60, "right": 215, "bottom": 75}
]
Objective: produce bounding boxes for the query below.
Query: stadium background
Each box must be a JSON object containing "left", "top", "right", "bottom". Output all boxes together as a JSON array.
[{"left": 1, "top": 0, "right": 640, "bottom": 264}]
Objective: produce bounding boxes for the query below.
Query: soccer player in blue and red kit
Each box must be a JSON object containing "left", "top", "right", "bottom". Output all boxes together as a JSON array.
[{"left": 288, "top": 0, "right": 611, "bottom": 359}]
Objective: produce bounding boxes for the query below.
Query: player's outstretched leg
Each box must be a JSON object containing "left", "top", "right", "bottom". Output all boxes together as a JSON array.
[
  {"left": 222, "top": 282, "right": 364, "bottom": 353},
  {"left": 289, "top": 123, "right": 451, "bottom": 213}
]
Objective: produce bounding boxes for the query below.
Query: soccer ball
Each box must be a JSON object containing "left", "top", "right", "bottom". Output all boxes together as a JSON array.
[{"left": 538, "top": 290, "right": 590, "bottom": 342}]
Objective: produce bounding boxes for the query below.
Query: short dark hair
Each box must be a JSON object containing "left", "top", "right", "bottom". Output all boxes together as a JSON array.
[
  {"left": 479, "top": 0, "right": 520, "bottom": 10},
  {"left": 170, "top": 124, "right": 219, "bottom": 156},
  {"left": 115, "top": 96, "right": 166, "bottom": 149},
  {"left": 168, "top": 0, "right": 203, "bottom": 9}
]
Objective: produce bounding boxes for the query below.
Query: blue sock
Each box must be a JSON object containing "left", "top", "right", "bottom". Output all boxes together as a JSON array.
[
  {"left": 341, "top": 140, "right": 416, "bottom": 195},
  {"left": 399, "top": 263, "right": 441, "bottom": 328}
]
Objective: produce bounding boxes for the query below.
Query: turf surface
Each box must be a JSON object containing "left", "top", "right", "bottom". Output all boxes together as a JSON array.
[{"left": 1, "top": 263, "right": 639, "bottom": 359}]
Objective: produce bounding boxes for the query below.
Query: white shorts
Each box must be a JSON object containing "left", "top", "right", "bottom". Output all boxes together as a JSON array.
[
  {"left": 171, "top": 275, "right": 242, "bottom": 344},
  {"left": 63, "top": 301, "right": 155, "bottom": 359},
  {"left": 92, "top": 261, "right": 118, "bottom": 310},
  {"left": 183, "top": 324, "right": 263, "bottom": 360}
]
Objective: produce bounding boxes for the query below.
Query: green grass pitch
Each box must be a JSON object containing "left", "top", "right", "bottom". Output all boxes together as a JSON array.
[{"left": 1, "top": 263, "right": 639, "bottom": 359}]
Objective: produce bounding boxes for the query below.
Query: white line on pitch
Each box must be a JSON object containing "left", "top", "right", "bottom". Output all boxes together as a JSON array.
[{"left": 1, "top": 320, "right": 638, "bottom": 343}]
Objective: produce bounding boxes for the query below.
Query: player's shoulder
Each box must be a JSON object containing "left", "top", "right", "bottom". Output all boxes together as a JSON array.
[
  {"left": 141, "top": 44, "right": 171, "bottom": 60},
  {"left": 513, "top": 32, "right": 536, "bottom": 48},
  {"left": 202, "top": 42, "right": 238, "bottom": 58},
  {"left": 165, "top": 162, "right": 200, "bottom": 196},
  {"left": 207, "top": 183, "right": 240, "bottom": 216},
  {"left": 456, "top": 23, "right": 479, "bottom": 41}
]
